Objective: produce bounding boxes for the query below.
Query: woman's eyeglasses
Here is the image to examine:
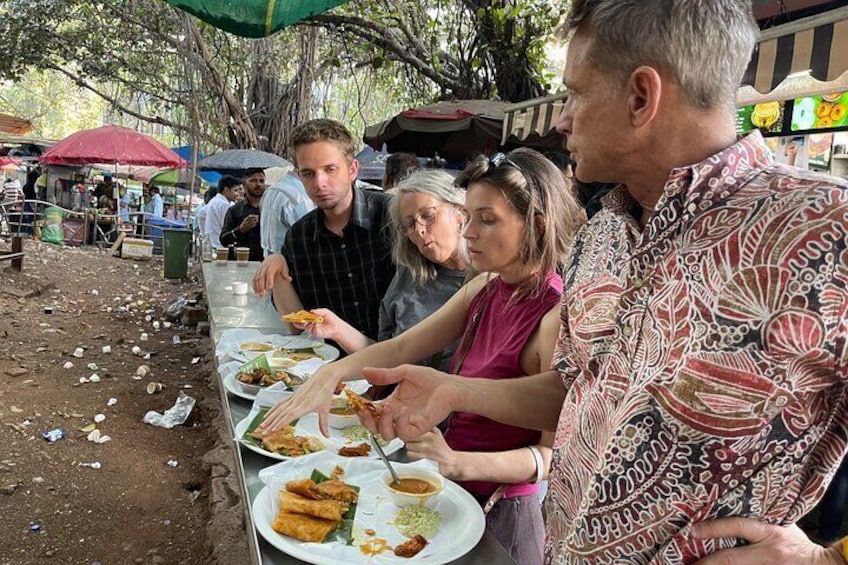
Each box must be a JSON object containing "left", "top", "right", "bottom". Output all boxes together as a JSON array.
[{"left": 397, "top": 205, "right": 442, "bottom": 234}]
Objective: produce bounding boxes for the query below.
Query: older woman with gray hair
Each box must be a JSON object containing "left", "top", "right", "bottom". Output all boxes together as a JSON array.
[{"left": 294, "top": 169, "right": 468, "bottom": 369}]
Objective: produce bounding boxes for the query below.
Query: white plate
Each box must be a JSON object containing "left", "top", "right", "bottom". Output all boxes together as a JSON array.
[
  {"left": 221, "top": 359, "right": 369, "bottom": 403},
  {"left": 252, "top": 455, "right": 486, "bottom": 564},
  {"left": 231, "top": 336, "right": 340, "bottom": 368},
  {"left": 217, "top": 329, "right": 291, "bottom": 362},
  {"left": 223, "top": 370, "right": 259, "bottom": 401},
  {"left": 235, "top": 412, "right": 403, "bottom": 462}
]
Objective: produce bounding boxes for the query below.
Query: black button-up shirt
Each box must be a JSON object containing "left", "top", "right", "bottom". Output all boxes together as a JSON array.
[
  {"left": 282, "top": 185, "right": 395, "bottom": 340},
  {"left": 221, "top": 201, "right": 263, "bottom": 261}
]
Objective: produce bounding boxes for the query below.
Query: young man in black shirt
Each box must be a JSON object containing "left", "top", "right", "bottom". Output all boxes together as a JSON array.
[{"left": 220, "top": 169, "right": 265, "bottom": 261}]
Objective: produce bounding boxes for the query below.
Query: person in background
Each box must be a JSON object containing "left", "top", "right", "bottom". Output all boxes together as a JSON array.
[
  {"left": 144, "top": 185, "right": 164, "bottom": 218},
  {"left": 261, "top": 148, "right": 586, "bottom": 564},
  {"left": 204, "top": 175, "right": 240, "bottom": 251},
  {"left": 292, "top": 169, "right": 468, "bottom": 371},
  {"left": 20, "top": 167, "right": 40, "bottom": 233},
  {"left": 383, "top": 152, "right": 420, "bottom": 190},
  {"left": 251, "top": 119, "right": 395, "bottom": 341},
  {"left": 356, "top": 1, "right": 848, "bottom": 563},
  {"left": 193, "top": 187, "right": 216, "bottom": 236},
  {"left": 220, "top": 169, "right": 265, "bottom": 261},
  {"left": 260, "top": 166, "right": 315, "bottom": 258},
  {"left": 118, "top": 186, "right": 130, "bottom": 223},
  {"left": 93, "top": 173, "right": 114, "bottom": 204}
]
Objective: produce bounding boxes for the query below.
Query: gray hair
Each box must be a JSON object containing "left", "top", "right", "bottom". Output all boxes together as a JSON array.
[
  {"left": 568, "top": 0, "right": 758, "bottom": 109},
  {"left": 389, "top": 169, "right": 467, "bottom": 284}
]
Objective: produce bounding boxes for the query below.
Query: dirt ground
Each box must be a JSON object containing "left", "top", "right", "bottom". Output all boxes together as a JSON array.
[{"left": 0, "top": 239, "right": 249, "bottom": 565}]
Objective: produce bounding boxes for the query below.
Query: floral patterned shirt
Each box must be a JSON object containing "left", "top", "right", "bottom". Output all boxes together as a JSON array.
[{"left": 546, "top": 131, "right": 848, "bottom": 564}]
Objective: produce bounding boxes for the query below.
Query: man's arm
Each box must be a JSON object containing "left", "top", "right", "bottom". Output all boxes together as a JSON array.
[{"left": 204, "top": 203, "right": 224, "bottom": 248}]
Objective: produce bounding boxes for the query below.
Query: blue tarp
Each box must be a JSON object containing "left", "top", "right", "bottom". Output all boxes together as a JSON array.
[{"left": 171, "top": 146, "right": 221, "bottom": 187}]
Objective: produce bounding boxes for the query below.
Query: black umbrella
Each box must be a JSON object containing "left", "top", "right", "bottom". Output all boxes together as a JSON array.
[
  {"left": 363, "top": 100, "right": 507, "bottom": 162},
  {"left": 198, "top": 149, "right": 291, "bottom": 175}
]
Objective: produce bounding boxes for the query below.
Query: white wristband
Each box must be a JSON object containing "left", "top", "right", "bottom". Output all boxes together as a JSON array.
[{"left": 527, "top": 445, "right": 544, "bottom": 485}]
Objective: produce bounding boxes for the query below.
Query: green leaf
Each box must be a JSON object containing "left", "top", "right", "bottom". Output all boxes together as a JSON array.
[
  {"left": 237, "top": 353, "right": 270, "bottom": 375},
  {"left": 308, "top": 468, "right": 361, "bottom": 546}
]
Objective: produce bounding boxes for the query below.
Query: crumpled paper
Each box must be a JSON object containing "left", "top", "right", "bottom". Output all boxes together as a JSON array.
[{"left": 142, "top": 392, "right": 196, "bottom": 429}]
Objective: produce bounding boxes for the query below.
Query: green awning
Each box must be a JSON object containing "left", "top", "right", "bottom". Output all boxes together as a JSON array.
[{"left": 163, "top": 0, "right": 350, "bottom": 37}]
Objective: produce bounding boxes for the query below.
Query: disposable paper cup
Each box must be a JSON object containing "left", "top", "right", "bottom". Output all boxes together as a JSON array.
[
  {"left": 236, "top": 247, "right": 250, "bottom": 264},
  {"left": 232, "top": 281, "right": 249, "bottom": 295},
  {"left": 215, "top": 248, "right": 229, "bottom": 262},
  {"left": 146, "top": 382, "right": 163, "bottom": 394}
]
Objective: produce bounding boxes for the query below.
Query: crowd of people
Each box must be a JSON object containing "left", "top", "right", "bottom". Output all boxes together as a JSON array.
[{"left": 241, "top": 1, "right": 848, "bottom": 564}]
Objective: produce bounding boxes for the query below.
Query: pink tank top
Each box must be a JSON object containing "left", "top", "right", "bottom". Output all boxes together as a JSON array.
[{"left": 444, "top": 272, "right": 562, "bottom": 498}]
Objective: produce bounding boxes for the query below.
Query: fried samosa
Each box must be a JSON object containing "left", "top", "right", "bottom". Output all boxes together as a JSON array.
[
  {"left": 279, "top": 491, "right": 346, "bottom": 522},
  {"left": 285, "top": 479, "right": 320, "bottom": 500},
  {"left": 272, "top": 510, "right": 337, "bottom": 543},
  {"left": 313, "top": 479, "right": 359, "bottom": 504}
]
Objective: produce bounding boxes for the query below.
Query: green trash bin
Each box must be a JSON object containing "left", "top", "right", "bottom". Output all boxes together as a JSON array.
[{"left": 163, "top": 229, "right": 192, "bottom": 279}]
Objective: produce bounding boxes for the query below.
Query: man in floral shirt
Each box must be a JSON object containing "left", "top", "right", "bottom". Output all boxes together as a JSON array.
[{"left": 355, "top": 1, "right": 848, "bottom": 564}]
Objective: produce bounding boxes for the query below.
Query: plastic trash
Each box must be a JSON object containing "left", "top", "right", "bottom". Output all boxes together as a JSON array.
[
  {"left": 142, "top": 392, "right": 196, "bottom": 429},
  {"left": 87, "top": 430, "right": 111, "bottom": 444},
  {"left": 72, "top": 348, "right": 85, "bottom": 358},
  {"left": 42, "top": 429, "right": 65, "bottom": 442},
  {"left": 164, "top": 297, "right": 188, "bottom": 322},
  {"left": 79, "top": 462, "right": 102, "bottom": 469},
  {"left": 93, "top": 413, "right": 106, "bottom": 423}
]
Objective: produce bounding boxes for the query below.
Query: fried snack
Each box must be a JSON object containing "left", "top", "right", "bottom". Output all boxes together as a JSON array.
[
  {"left": 344, "top": 389, "right": 382, "bottom": 418},
  {"left": 281, "top": 310, "right": 324, "bottom": 325},
  {"left": 338, "top": 443, "right": 371, "bottom": 457},
  {"left": 330, "top": 465, "right": 345, "bottom": 479},
  {"left": 240, "top": 341, "right": 274, "bottom": 352},
  {"left": 238, "top": 367, "right": 294, "bottom": 387},
  {"left": 314, "top": 479, "right": 359, "bottom": 504},
  {"left": 286, "top": 479, "right": 321, "bottom": 500},
  {"left": 279, "top": 491, "right": 347, "bottom": 522},
  {"left": 248, "top": 427, "right": 323, "bottom": 457},
  {"left": 272, "top": 510, "right": 337, "bottom": 543},
  {"left": 394, "top": 535, "right": 428, "bottom": 558}
]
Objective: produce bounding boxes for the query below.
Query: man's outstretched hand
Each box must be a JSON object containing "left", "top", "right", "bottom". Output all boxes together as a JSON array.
[{"left": 358, "top": 365, "right": 461, "bottom": 442}]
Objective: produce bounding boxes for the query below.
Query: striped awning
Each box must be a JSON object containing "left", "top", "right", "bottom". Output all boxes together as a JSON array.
[
  {"left": 501, "top": 91, "right": 568, "bottom": 148},
  {"left": 743, "top": 5, "right": 848, "bottom": 94}
]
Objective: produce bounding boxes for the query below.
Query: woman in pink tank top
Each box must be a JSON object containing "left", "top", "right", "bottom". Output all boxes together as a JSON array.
[{"left": 260, "top": 148, "right": 586, "bottom": 564}]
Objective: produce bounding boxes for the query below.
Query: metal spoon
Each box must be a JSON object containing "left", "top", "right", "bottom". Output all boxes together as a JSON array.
[{"left": 370, "top": 433, "right": 401, "bottom": 484}]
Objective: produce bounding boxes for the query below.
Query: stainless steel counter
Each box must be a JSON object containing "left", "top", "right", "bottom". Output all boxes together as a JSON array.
[{"left": 202, "top": 260, "right": 515, "bottom": 565}]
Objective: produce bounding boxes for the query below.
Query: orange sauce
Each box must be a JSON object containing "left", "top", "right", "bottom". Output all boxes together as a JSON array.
[
  {"left": 389, "top": 478, "right": 437, "bottom": 494},
  {"left": 364, "top": 528, "right": 376, "bottom": 536},
  {"left": 360, "top": 537, "right": 390, "bottom": 556}
]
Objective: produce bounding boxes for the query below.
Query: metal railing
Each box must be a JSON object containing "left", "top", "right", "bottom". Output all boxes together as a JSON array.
[
  {"left": 0, "top": 198, "right": 189, "bottom": 252},
  {"left": 0, "top": 235, "right": 23, "bottom": 271}
]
